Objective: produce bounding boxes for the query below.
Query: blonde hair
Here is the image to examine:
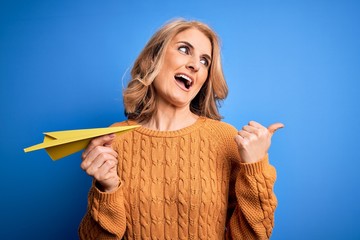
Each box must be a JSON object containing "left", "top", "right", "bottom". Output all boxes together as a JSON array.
[{"left": 123, "top": 19, "right": 228, "bottom": 122}]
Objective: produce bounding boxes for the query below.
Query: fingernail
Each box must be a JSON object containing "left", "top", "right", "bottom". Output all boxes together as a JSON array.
[{"left": 109, "top": 134, "right": 116, "bottom": 138}]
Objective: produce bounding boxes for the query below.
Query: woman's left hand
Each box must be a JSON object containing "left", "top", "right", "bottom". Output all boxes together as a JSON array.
[{"left": 234, "top": 121, "right": 284, "bottom": 164}]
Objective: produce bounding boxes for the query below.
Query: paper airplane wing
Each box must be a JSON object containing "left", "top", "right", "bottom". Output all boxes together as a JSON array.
[{"left": 24, "top": 125, "right": 140, "bottom": 160}]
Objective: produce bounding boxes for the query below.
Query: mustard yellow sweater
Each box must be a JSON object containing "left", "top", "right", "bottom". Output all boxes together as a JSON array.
[{"left": 79, "top": 117, "right": 277, "bottom": 239}]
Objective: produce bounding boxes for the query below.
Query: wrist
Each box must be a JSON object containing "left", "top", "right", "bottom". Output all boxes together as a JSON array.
[
  {"left": 95, "top": 178, "right": 120, "bottom": 193},
  {"left": 240, "top": 154, "right": 269, "bottom": 175},
  {"left": 240, "top": 153, "right": 267, "bottom": 164}
]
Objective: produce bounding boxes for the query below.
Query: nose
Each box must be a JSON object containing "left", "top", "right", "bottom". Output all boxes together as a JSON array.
[{"left": 186, "top": 58, "right": 200, "bottom": 72}]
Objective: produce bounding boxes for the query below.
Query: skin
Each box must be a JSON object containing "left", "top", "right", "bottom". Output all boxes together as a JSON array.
[
  {"left": 81, "top": 28, "right": 284, "bottom": 192},
  {"left": 81, "top": 134, "right": 119, "bottom": 192},
  {"left": 143, "top": 28, "right": 212, "bottom": 131},
  {"left": 235, "top": 121, "right": 284, "bottom": 164}
]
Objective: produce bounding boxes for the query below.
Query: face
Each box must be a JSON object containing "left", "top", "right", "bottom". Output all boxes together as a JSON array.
[{"left": 153, "top": 28, "right": 212, "bottom": 109}]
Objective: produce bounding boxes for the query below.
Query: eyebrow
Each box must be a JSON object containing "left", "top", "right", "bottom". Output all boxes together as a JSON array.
[{"left": 177, "top": 41, "right": 212, "bottom": 63}]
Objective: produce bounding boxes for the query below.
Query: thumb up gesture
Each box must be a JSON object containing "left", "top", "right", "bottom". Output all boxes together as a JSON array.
[{"left": 234, "top": 121, "right": 284, "bottom": 164}]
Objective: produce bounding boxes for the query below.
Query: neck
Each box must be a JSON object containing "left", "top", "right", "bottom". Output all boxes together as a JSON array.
[{"left": 141, "top": 105, "right": 199, "bottom": 131}]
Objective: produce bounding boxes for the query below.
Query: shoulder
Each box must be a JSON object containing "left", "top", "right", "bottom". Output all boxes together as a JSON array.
[
  {"left": 200, "top": 117, "right": 239, "bottom": 146},
  {"left": 110, "top": 119, "right": 138, "bottom": 127},
  {"left": 202, "top": 117, "right": 240, "bottom": 161},
  {"left": 202, "top": 117, "right": 238, "bottom": 137},
  {"left": 109, "top": 119, "right": 138, "bottom": 149}
]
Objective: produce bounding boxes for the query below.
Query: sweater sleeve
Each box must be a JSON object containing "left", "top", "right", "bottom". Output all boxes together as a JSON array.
[
  {"left": 78, "top": 181, "right": 127, "bottom": 240},
  {"left": 78, "top": 120, "right": 132, "bottom": 239},
  {"left": 226, "top": 155, "right": 277, "bottom": 240}
]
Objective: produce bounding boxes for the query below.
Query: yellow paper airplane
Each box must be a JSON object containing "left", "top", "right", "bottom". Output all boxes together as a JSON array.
[{"left": 24, "top": 125, "right": 140, "bottom": 160}]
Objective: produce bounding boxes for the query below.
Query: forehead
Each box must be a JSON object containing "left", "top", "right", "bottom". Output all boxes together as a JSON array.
[{"left": 171, "top": 28, "right": 212, "bottom": 57}]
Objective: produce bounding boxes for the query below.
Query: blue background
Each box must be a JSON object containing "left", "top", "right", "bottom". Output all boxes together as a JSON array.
[{"left": 1, "top": 0, "right": 359, "bottom": 239}]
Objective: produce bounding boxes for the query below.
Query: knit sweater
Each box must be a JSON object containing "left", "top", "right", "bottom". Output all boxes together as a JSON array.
[{"left": 78, "top": 117, "right": 277, "bottom": 239}]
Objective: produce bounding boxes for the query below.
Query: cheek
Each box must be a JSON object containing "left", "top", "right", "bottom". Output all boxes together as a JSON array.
[
  {"left": 198, "top": 71, "right": 209, "bottom": 85},
  {"left": 152, "top": 76, "right": 165, "bottom": 94},
  {"left": 164, "top": 50, "right": 183, "bottom": 68}
]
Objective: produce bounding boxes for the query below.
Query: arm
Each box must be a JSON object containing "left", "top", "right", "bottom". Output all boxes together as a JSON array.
[
  {"left": 226, "top": 120, "right": 283, "bottom": 239},
  {"left": 78, "top": 135, "right": 127, "bottom": 240},
  {"left": 226, "top": 155, "right": 277, "bottom": 239},
  {"left": 78, "top": 182, "right": 127, "bottom": 239}
]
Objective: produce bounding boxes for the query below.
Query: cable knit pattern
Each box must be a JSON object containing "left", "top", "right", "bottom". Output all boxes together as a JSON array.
[{"left": 78, "top": 117, "right": 277, "bottom": 240}]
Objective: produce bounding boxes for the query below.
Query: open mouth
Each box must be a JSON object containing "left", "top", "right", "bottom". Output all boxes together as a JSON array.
[{"left": 174, "top": 74, "right": 193, "bottom": 89}]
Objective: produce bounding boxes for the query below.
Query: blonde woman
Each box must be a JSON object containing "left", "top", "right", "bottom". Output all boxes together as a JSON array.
[{"left": 79, "top": 19, "right": 283, "bottom": 240}]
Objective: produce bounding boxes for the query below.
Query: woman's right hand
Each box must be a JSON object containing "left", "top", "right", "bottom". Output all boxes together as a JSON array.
[{"left": 80, "top": 134, "right": 120, "bottom": 192}]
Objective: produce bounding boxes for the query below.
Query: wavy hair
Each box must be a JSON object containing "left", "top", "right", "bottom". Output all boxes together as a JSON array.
[{"left": 123, "top": 19, "right": 228, "bottom": 122}]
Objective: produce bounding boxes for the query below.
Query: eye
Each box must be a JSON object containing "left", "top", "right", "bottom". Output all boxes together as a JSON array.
[
  {"left": 178, "top": 45, "right": 190, "bottom": 54},
  {"left": 200, "top": 58, "right": 209, "bottom": 67}
]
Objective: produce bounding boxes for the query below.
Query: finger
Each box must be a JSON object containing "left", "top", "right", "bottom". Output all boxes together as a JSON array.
[
  {"left": 234, "top": 135, "right": 245, "bottom": 147},
  {"left": 85, "top": 153, "right": 117, "bottom": 176},
  {"left": 85, "top": 134, "right": 116, "bottom": 156},
  {"left": 248, "top": 120, "right": 264, "bottom": 129},
  {"left": 81, "top": 147, "right": 118, "bottom": 169},
  {"left": 242, "top": 125, "right": 260, "bottom": 135},
  {"left": 84, "top": 156, "right": 105, "bottom": 175},
  {"left": 95, "top": 160, "right": 118, "bottom": 181},
  {"left": 235, "top": 131, "right": 252, "bottom": 146},
  {"left": 238, "top": 130, "right": 252, "bottom": 139},
  {"left": 82, "top": 134, "right": 116, "bottom": 159},
  {"left": 83, "top": 146, "right": 118, "bottom": 168},
  {"left": 267, "top": 122, "right": 285, "bottom": 135}
]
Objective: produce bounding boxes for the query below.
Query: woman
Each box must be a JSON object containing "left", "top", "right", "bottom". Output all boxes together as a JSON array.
[{"left": 79, "top": 19, "right": 283, "bottom": 240}]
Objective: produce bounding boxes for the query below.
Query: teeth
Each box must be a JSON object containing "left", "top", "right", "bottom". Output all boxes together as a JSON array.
[{"left": 175, "top": 74, "right": 192, "bottom": 83}]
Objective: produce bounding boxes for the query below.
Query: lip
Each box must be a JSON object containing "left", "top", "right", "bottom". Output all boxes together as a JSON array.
[{"left": 174, "top": 72, "right": 194, "bottom": 92}]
